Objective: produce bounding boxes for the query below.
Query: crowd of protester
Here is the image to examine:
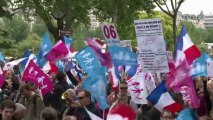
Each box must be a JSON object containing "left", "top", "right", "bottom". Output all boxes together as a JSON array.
[{"left": 1, "top": 61, "right": 213, "bottom": 120}]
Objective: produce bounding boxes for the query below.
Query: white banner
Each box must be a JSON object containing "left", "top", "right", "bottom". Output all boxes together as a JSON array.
[
  {"left": 134, "top": 18, "right": 169, "bottom": 72},
  {"left": 101, "top": 24, "right": 120, "bottom": 46},
  {"left": 120, "top": 40, "right": 132, "bottom": 51},
  {"left": 207, "top": 61, "right": 213, "bottom": 77},
  {"left": 127, "top": 64, "right": 148, "bottom": 104}
]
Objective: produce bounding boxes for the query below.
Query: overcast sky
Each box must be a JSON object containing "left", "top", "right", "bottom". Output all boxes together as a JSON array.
[{"left": 156, "top": 0, "right": 213, "bottom": 15}]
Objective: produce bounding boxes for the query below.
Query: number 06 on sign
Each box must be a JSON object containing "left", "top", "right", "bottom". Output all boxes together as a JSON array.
[{"left": 101, "top": 24, "right": 120, "bottom": 46}]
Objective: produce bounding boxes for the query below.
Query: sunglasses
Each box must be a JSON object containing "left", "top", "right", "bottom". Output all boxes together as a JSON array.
[
  {"left": 77, "top": 96, "right": 85, "bottom": 99},
  {"left": 120, "top": 87, "right": 128, "bottom": 90}
]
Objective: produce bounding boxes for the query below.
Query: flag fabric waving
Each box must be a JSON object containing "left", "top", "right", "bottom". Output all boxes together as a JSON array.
[
  {"left": 22, "top": 60, "right": 53, "bottom": 96},
  {"left": 146, "top": 81, "right": 182, "bottom": 113},
  {"left": 107, "top": 104, "right": 137, "bottom": 120},
  {"left": 37, "top": 32, "right": 52, "bottom": 67},
  {"left": 108, "top": 46, "right": 137, "bottom": 66},
  {"left": 75, "top": 47, "right": 101, "bottom": 73},
  {"left": 45, "top": 40, "right": 69, "bottom": 61},
  {"left": 191, "top": 53, "right": 212, "bottom": 77},
  {"left": 82, "top": 66, "right": 109, "bottom": 110},
  {"left": 86, "top": 38, "right": 112, "bottom": 68},
  {"left": 176, "top": 26, "right": 201, "bottom": 66},
  {"left": 3, "top": 58, "right": 27, "bottom": 71}
]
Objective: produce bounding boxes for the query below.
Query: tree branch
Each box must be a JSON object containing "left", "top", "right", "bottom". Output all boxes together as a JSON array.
[
  {"left": 170, "top": 0, "right": 175, "bottom": 11},
  {"left": 162, "top": 0, "right": 172, "bottom": 14},
  {"left": 176, "top": 0, "right": 184, "bottom": 12},
  {"left": 154, "top": 1, "right": 173, "bottom": 17},
  {"left": 175, "top": 0, "right": 177, "bottom": 8}
]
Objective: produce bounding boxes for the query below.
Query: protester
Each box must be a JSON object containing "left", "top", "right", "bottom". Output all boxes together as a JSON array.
[
  {"left": 18, "top": 84, "right": 44, "bottom": 120},
  {"left": 50, "top": 72, "right": 73, "bottom": 115},
  {"left": 75, "top": 89, "right": 102, "bottom": 120},
  {"left": 62, "top": 116, "right": 77, "bottom": 120},
  {"left": 40, "top": 107, "right": 58, "bottom": 120},
  {"left": 160, "top": 109, "right": 175, "bottom": 120},
  {"left": 61, "top": 89, "right": 80, "bottom": 119},
  {"left": 0, "top": 99, "right": 16, "bottom": 120},
  {"left": 11, "top": 103, "right": 26, "bottom": 120}
]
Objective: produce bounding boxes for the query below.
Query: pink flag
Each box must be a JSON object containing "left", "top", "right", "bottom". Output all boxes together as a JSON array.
[
  {"left": 0, "top": 67, "right": 5, "bottom": 88},
  {"left": 22, "top": 60, "right": 53, "bottom": 96},
  {"left": 45, "top": 40, "right": 69, "bottom": 61},
  {"left": 166, "top": 60, "right": 199, "bottom": 108},
  {"left": 166, "top": 60, "right": 191, "bottom": 91},
  {"left": 86, "top": 38, "right": 112, "bottom": 68}
]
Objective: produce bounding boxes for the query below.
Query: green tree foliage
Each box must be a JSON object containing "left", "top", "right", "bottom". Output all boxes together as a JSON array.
[
  {"left": 0, "top": 0, "right": 12, "bottom": 19},
  {"left": 0, "top": 15, "right": 29, "bottom": 41},
  {"left": 32, "top": 17, "right": 48, "bottom": 37},
  {"left": 10, "top": 0, "right": 94, "bottom": 41},
  {"left": 93, "top": 0, "right": 155, "bottom": 40}
]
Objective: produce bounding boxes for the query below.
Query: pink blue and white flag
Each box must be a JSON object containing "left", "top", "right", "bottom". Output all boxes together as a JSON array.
[
  {"left": 176, "top": 26, "right": 201, "bottom": 66},
  {"left": 22, "top": 60, "right": 53, "bottom": 96},
  {"left": 166, "top": 60, "right": 199, "bottom": 108},
  {"left": 127, "top": 70, "right": 148, "bottom": 104},
  {"left": 86, "top": 38, "right": 112, "bottom": 68},
  {"left": 82, "top": 66, "right": 109, "bottom": 110},
  {"left": 3, "top": 58, "right": 27, "bottom": 71},
  {"left": 191, "top": 53, "right": 212, "bottom": 77},
  {"left": 45, "top": 40, "right": 69, "bottom": 61},
  {"left": 146, "top": 81, "right": 183, "bottom": 113},
  {"left": 0, "top": 67, "right": 5, "bottom": 88},
  {"left": 108, "top": 46, "right": 137, "bottom": 66},
  {"left": 109, "top": 64, "right": 121, "bottom": 89},
  {"left": 75, "top": 47, "right": 101, "bottom": 73},
  {"left": 37, "top": 32, "right": 52, "bottom": 67},
  {"left": 0, "top": 52, "right": 5, "bottom": 63}
]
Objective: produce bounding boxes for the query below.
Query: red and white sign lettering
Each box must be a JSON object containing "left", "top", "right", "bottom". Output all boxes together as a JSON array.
[{"left": 101, "top": 24, "right": 119, "bottom": 40}]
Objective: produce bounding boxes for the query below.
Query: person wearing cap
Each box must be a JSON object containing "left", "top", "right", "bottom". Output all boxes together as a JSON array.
[{"left": 61, "top": 89, "right": 80, "bottom": 120}]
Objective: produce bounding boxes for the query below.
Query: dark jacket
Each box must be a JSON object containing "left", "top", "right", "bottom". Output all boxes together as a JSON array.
[
  {"left": 50, "top": 81, "right": 72, "bottom": 113},
  {"left": 74, "top": 102, "right": 101, "bottom": 120}
]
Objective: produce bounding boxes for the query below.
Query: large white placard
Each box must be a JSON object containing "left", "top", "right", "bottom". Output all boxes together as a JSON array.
[
  {"left": 207, "top": 61, "right": 213, "bottom": 77},
  {"left": 101, "top": 23, "right": 120, "bottom": 46},
  {"left": 134, "top": 18, "right": 169, "bottom": 72}
]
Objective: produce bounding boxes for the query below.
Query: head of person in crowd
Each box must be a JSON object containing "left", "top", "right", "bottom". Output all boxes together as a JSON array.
[
  {"left": 11, "top": 103, "right": 26, "bottom": 120},
  {"left": 62, "top": 89, "right": 80, "bottom": 107},
  {"left": 56, "top": 71, "right": 66, "bottom": 82},
  {"left": 160, "top": 109, "right": 175, "bottom": 120},
  {"left": 40, "top": 107, "right": 58, "bottom": 120},
  {"left": 119, "top": 80, "right": 128, "bottom": 94},
  {"left": 0, "top": 99, "right": 16, "bottom": 120},
  {"left": 19, "top": 84, "right": 33, "bottom": 98},
  {"left": 62, "top": 116, "right": 77, "bottom": 120},
  {"left": 77, "top": 90, "right": 91, "bottom": 106},
  {"left": 13, "top": 65, "right": 20, "bottom": 75}
]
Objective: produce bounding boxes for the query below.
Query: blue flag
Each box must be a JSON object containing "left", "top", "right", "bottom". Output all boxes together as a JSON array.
[
  {"left": 108, "top": 46, "right": 137, "bottom": 66},
  {"left": 82, "top": 66, "right": 109, "bottom": 110},
  {"left": 191, "top": 53, "right": 212, "bottom": 77},
  {"left": 37, "top": 32, "right": 52, "bottom": 67},
  {"left": 0, "top": 52, "right": 5, "bottom": 63},
  {"left": 56, "top": 60, "right": 65, "bottom": 72},
  {"left": 64, "top": 36, "right": 73, "bottom": 49},
  {"left": 176, "top": 108, "right": 198, "bottom": 120},
  {"left": 75, "top": 47, "right": 101, "bottom": 73}
]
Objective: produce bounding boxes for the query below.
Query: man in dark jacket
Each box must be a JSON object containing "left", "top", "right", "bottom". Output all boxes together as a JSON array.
[
  {"left": 50, "top": 72, "right": 73, "bottom": 114},
  {"left": 74, "top": 90, "right": 101, "bottom": 120}
]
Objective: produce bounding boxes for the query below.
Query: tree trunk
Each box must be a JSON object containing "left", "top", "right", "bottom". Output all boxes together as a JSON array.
[{"left": 172, "top": 14, "right": 177, "bottom": 58}]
